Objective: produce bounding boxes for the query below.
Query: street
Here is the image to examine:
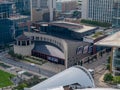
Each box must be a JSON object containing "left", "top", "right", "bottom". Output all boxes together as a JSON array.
[
  {"left": 83, "top": 52, "right": 111, "bottom": 88},
  {"left": 0, "top": 51, "right": 56, "bottom": 77},
  {"left": 0, "top": 50, "right": 112, "bottom": 88}
]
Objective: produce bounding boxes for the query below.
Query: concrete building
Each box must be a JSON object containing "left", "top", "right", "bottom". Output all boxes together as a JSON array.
[
  {"left": 14, "top": 34, "right": 34, "bottom": 56},
  {"left": 82, "top": 0, "right": 113, "bottom": 23},
  {"left": 24, "top": 66, "right": 95, "bottom": 90},
  {"left": 56, "top": 0, "right": 77, "bottom": 13},
  {"left": 95, "top": 31, "right": 120, "bottom": 76},
  {"left": 14, "top": 21, "right": 101, "bottom": 68},
  {"left": 32, "top": 21, "right": 98, "bottom": 40},
  {"left": 30, "top": 0, "right": 56, "bottom": 22},
  {"left": 112, "top": 0, "right": 120, "bottom": 28}
]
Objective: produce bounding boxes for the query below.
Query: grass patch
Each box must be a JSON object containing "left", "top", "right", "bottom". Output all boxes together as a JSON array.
[
  {"left": 24, "top": 58, "right": 42, "bottom": 65},
  {"left": 92, "top": 32, "right": 103, "bottom": 38},
  {"left": 0, "top": 70, "right": 14, "bottom": 88}
]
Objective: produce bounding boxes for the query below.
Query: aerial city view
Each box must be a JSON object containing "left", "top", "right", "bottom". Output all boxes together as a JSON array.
[{"left": 0, "top": 0, "right": 120, "bottom": 90}]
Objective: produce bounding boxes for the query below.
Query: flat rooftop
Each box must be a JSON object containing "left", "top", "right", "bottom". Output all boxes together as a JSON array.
[
  {"left": 95, "top": 31, "right": 120, "bottom": 47},
  {"left": 8, "top": 15, "right": 29, "bottom": 20},
  {"left": 50, "top": 21, "right": 97, "bottom": 33}
]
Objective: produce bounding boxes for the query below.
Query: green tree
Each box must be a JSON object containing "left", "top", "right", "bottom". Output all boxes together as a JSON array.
[
  {"left": 15, "top": 83, "right": 27, "bottom": 90},
  {"left": 72, "top": 11, "right": 81, "bottom": 18},
  {"left": 81, "top": 19, "right": 112, "bottom": 27},
  {"left": 107, "top": 56, "right": 111, "bottom": 64},
  {"left": 106, "top": 64, "right": 110, "bottom": 71},
  {"left": 104, "top": 73, "right": 113, "bottom": 82}
]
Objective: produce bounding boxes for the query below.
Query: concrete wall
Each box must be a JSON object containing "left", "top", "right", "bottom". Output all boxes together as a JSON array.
[
  {"left": 81, "top": 0, "right": 88, "bottom": 19},
  {"left": 14, "top": 44, "right": 34, "bottom": 56}
]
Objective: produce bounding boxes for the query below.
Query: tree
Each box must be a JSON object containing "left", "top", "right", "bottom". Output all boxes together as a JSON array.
[
  {"left": 104, "top": 73, "right": 113, "bottom": 82},
  {"left": 72, "top": 11, "right": 81, "bottom": 18},
  {"left": 81, "top": 19, "right": 112, "bottom": 27},
  {"left": 106, "top": 64, "right": 110, "bottom": 71},
  {"left": 15, "top": 83, "right": 27, "bottom": 90}
]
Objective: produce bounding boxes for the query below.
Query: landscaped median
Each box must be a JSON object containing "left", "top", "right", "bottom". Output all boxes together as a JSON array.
[
  {"left": 23, "top": 56, "right": 47, "bottom": 65},
  {"left": 0, "top": 69, "right": 15, "bottom": 88}
]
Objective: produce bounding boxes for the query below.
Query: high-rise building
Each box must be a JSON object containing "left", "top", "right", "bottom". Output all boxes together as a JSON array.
[
  {"left": 6, "top": 0, "right": 31, "bottom": 15},
  {"left": 112, "top": 0, "right": 120, "bottom": 28},
  {"left": 0, "top": 1, "right": 13, "bottom": 19},
  {"left": 82, "top": 0, "right": 113, "bottom": 23},
  {"left": 30, "top": 0, "right": 56, "bottom": 22},
  {"left": 0, "top": 1, "right": 14, "bottom": 45}
]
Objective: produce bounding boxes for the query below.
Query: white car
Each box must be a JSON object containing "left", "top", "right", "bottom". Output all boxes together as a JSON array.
[
  {"left": 30, "top": 63, "right": 35, "bottom": 66},
  {"left": 88, "top": 69, "right": 94, "bottom": 78}
]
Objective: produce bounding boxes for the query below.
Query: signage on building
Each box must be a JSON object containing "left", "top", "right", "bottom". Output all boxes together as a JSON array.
[
  {"left": 83, "top": 37, "right": 94, "bottom": 43},
  {"left": 47, "top": 56, "right": 58, "bottom": 63},
  {"left": 88, "top": 46, "right": 93, "bottom": 54},
  {"left": 76, "top": 46, "right": 83, "bottom": 55},
  {"left": 83, "top": 45, "right": 89, "bottom": 54}
]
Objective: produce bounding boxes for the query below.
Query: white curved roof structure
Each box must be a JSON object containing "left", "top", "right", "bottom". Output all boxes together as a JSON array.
[{"left": 27, "top": 66, "right": 95, "bottom": 90}]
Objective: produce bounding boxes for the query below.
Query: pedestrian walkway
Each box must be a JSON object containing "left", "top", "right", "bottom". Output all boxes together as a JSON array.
[{"left": 40, "top": 62, "right": 66, "bottom": 73}]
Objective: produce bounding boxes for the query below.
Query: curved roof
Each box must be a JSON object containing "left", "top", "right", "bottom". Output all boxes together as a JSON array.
[
  {"left": 33, "top": 44, "right": 65, "bottom": 59},
  {"left": 30, "top": 66, "right": 95, "bottom": 90}
]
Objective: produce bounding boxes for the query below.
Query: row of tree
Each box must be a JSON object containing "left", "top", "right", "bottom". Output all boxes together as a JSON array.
[{"left": 81, "top": 19, "right": 112, "bottom": 27}]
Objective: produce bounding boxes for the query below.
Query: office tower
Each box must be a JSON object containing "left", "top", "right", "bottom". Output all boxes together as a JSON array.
[
  {"left": 82, "top": 0, "right": 113, "bottom": 23},
  {"left": 0, "top": 1, "right": 14, "bottom": 45},
  {"left": 113, "top": 0, "right": 120, "bottom": 27},
  {"left": 6, "top": 0, "right": 31, "bottom": 15},
  {"left": 0, "top": 1, "right": 13, "bottom": 19},
  {"left": 112, "top": 0, "right": 120, "bottom": 75}
]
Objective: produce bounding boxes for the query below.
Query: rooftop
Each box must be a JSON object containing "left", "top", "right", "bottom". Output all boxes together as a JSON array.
[
  {"left": 95, "top": 31, "right": 120, "bottom": 47},
  {"left": 16, "top": 34, "right": 30, "bottom": 41},
  {"left": 50, "top": 21, "right": 97, "bottom": 33}
]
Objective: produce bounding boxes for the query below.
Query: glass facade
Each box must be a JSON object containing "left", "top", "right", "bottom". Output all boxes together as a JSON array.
[
  {"left": 0, "top": 2, "right": 14, "bottom": 45},
  {"left": 0, "top": 19, "right": 14, "bottom": 45},
  {"left": 113, "top": 48, "right": 120, "bottom": 75},
  {"left": 7, "top": 0, "right": 31, "bottom": 15},
  {"left": 0, "top": 2, "right": 13, "bottom": 19},
  {"left": 88, "top": 0, "right": 113, "bottom": 23},
  {"left": 112, "top": 0, "right": 120, "bottom": 28}
]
